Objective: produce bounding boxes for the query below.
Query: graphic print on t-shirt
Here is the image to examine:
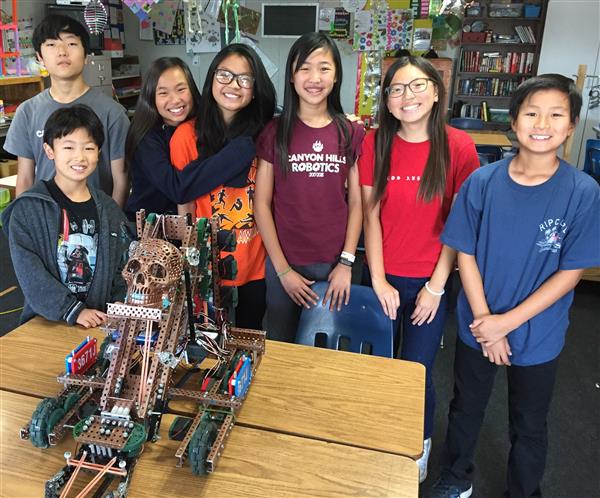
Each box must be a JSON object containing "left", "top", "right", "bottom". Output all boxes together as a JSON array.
[
  {"left": 288, "top": 139, "right": 348, "bottom": 177},
  {"left": 208, "top": 165, "right": 258, "bottom": 244},
  {"left": 536, "top": 217, "right": 567, "bottom": 253},
  {"left": 56, "top": 212, "right": 98, "bottom": 299}
]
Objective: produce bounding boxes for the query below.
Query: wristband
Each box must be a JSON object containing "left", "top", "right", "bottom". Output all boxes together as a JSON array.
[
  {"left": 276, "top": 266, "right": 292, "bottom": 278},
  {"left": 340, "top": 251, "right": 356, "bottom": 263},
  {"left": 338, "top": 257, "right": 353, "bottom": 267},
  {"left": 425, "top": 281, "right": 445, "bottom": 296}
]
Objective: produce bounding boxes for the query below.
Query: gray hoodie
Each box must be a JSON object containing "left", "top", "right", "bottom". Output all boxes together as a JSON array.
[{"left": 2, "top": 181, "right": 132, "bottom": 325}]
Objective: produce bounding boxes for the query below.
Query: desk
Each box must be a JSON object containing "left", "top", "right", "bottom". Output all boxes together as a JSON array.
[
  {"left": 0, "top": 317, "right": 425, "bottom": 459},
  {"left": 0, "top": 173, "right": 16, "bottom": 198},
  {"left": 466, "top": 130, "right": 513, "bottom": 147},
  {"left": 0, "top": 391, "right": 419, "bottom": 497}
]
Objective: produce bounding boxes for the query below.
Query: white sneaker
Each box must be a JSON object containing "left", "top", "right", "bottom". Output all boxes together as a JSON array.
[{"left": 417, "top": 437, "right": 432, "bottom": 483}]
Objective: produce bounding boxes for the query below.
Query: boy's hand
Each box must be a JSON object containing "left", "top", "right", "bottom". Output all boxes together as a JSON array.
[
  {"left": 411, "top": 286, "right": 442, "bottom": 326},
  {"left": 76, "top": 309, "right": 107, "bottom": 328},
  {"left": 280, "top": 270, "right": 318, "bottom": 309},
  {"left": 372, "top": 278, "right": 400, "bottom": 320},
  {"left": 323, "top": 264, "right": 352, "bottom": 311},
  {"left": 470, "top": 313, "right": 514, "bottom": 346},
  {"left": 483, "top": 337, "right": 512, "bottom": 366}
]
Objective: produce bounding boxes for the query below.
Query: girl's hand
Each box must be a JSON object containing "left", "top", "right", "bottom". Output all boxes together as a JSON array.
[
  {"left": 372, "top": 278, "right": 400, "bottom": 320},
  {"left": 280, "top": 270, "right": 318, "bottom": 308},
  {"left": 411, "top": 285, "right": 442, "bottom": 326},
  {"left": 483, "top": 337, "right": 512, "bottom": 366},
  {"left": 76, "top": 308, "right": 107, "bottom": 328},
  {"left": 323, "top": 263, "right": 352, "bottom": 311}
]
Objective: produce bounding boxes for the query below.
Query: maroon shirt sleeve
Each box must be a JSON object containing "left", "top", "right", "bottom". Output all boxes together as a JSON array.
[{"left": 256, "top": 118, "right": 278, "bottom": 164}]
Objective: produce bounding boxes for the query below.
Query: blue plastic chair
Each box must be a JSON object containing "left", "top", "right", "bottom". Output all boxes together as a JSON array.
[
  {"left": 296, "top": 282, "right": 394, "bottom": 358},
  {"left": 450, "top": 117, "right": 485, "bottom": 130},
  {"left": 583, "top": 138, "right": 600, "bottom": 181},
  {"left": 476, "top": 144, "right": 504, "bottom": 165}
]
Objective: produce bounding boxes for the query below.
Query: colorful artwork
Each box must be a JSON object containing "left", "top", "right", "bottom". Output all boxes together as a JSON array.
[
  {"left": 353, "top": 10, "right": 387, "bottom": 51},
  {"left": 123, "top": 0, "right": 159, "bottom": 21},
  {"left": 150, "top": 0, "right": 180, "bottom": 35},
  {"left": 386, "top": 9, "right": 413, "bottom": 51},
  {"left": 154, "top": 5, "right": 185, "bottom": 45}
]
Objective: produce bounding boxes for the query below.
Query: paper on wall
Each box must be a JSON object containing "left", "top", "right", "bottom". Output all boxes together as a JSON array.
[{"left": 150, "top": 0, "right": 180, "bottom": 35}]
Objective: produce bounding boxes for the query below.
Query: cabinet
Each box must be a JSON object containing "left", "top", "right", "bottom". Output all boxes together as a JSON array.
[
  {"left": 83, "top": 54, "right": 112, "bottom": 99},
  {"left": 0, "top": 75, "right": 44, "bottom": 113},
  {"left": 450, "top": 0, "right": 548, "bottom": 129},
  {"left": 111, "top": 55, "right": 141, "bottom": 113}
]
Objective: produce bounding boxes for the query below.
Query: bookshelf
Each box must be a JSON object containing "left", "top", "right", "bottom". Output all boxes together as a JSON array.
[{"left": 450, "top": 0, "right": 548, "bottom": 129}]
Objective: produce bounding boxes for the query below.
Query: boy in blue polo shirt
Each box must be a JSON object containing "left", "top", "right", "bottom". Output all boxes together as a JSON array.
[{"left": 431, "top": 74, "right": 600, "bottom": 498}]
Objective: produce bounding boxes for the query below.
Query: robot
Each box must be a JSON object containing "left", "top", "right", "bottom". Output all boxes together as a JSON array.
[{"left": 19, "top": 211, "right": 266, "bottom": 498}]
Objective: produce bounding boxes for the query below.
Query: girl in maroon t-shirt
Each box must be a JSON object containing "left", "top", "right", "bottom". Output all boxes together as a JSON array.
[
  {"left": 358, "top": 56, "right": 479, "bottom": 483},
  {"left": 255, "top": 32, "right": 364, "bottom": 343}
]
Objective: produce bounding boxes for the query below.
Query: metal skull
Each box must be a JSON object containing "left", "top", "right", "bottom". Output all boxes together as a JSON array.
[{"left": 122, "top": 238, "right": 183, "bottom": 307}]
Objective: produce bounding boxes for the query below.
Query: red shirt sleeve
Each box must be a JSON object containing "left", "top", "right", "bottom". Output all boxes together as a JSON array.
[
  {"left": 357, "top": 130, "right": 376, "bottom": 187},
  {"left": 448, "top": 127, "right": 480, "bottom": 195}
]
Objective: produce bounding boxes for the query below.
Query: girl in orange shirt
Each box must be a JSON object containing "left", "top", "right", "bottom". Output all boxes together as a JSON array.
[{"left": 170, "top": 44, "right": 276, "bottom": 329}]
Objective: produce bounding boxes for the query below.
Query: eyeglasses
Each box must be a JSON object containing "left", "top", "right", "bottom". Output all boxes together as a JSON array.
[
  {"left": 385, "top": 78, "right": 433, "bottom": 98},
  {"left": 214, "top": 68, "right": 255, "bottom": 89}
]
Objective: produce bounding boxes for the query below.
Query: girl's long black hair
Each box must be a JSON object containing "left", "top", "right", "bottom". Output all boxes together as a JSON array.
[
  {"left": 276, "top": 32, "right": 353, "bottom": 174},
  {"left": 373, "top": 56, "right": 449, "bottom": 203},
  {"left": 195, "top": 43, "right": 276, "bottom": 160},
  {"left": 124, "top": 57, "right": 201, "bottom": 171}
]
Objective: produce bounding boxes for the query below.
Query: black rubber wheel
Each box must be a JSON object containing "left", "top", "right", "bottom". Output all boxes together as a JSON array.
[
  {"left": 188, "top": 419, "right": 218, "bottom": 475},
  {"left": 29, "top": 398, "right": 61, "bottom": 448}
]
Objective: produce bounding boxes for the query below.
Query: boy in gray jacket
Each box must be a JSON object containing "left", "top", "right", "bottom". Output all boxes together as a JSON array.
[{"left": 2, "top": 105, "right": 131, "bottom": 328}]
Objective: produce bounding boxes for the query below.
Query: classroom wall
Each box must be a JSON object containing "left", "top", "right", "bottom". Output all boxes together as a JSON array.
[
  {"left": 537, "top": 0, "right": 600, "bottom": 168},
  {"left": 122, "top": 2, "right": 360, "bottom": 111},
  {"left": 8, "top": 1, "right": 46, "bottom": 26}
]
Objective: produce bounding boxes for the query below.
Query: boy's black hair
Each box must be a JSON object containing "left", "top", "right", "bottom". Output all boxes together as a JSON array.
[
  {"left": 33, "top": 14, "right": 90, "bottom": 56},
  {"left": 44, "top": 105, "right": 105, "bottom": 149},
  {"left": 509, "top": 74, "right": 582, "bottom": 124}
]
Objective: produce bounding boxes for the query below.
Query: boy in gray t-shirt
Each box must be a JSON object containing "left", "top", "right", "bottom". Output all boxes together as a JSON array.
[{"left": 4, "top": 14, "right": 129, "bottom": 207}]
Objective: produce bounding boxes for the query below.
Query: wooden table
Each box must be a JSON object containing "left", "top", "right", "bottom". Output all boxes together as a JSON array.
[
  {"left": 0, "top": 317, "right": 425, "bottom": 497},
  {"left": 466, "top": 130, "right": 513, "bottom": 147},
  {"left": 1, "top": 391, "right": 419, "bottom": 498},
  {"left": 0, "top": 317, "right": 425, "bottom": 459}
]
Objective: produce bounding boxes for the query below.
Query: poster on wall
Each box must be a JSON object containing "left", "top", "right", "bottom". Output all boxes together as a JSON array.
[
  {"left": 320, "top": 8, "right": 351, "bottom": 39},
  {"left": 412, "top": 18, "right": 433, "bottom": 51},
  {"left": 186, "top": 13, "right": 221, "bottom": 53},
  {"left": 123, "top": 0, "right": 159, "bottom": 20},
  {"left": 353, "top": 9, "right": 387, "bottom": 51},
  {"left": 217, "top": 4, "right": 261, "bottom": 36},
  {"left": 386, "top": 9, "right": 413, "bottom": 51},
  {"left": 154, "top": 5, "right": 185, "bottom": 45},
  {"left": 149, "top": 0, "right": 180, "bottom": 35}
]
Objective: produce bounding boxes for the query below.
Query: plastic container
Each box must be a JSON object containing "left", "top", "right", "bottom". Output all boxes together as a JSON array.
[
  {"left": 524, "top": 4, "right": 541, "bottom": 18},
  {"left": 0, "top": 187, "right": 11, "bottom": 226},
  {"left": 489, "top": 3, "right": 524, "bottom": 17},
  {"left": 462, "top": 31, "right": 487, "bottom": 43}
]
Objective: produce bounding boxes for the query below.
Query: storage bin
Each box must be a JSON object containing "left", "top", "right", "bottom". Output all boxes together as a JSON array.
[
  {"left": 462, "top": 31, "right": 487, "bottom": 43},
  {"left": 489, "top": 3, "right": 523, "bottom": 17},
  {"left": 524, "top": 4, "right": 541, "bottom": 17},
  {"left": 0, "top": 187, "right": 10, "bottom": 226}
]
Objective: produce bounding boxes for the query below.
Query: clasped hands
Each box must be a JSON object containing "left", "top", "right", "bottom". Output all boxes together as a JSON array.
[{"left": 470, "top": 313, "right": 514, "bottom": 366}]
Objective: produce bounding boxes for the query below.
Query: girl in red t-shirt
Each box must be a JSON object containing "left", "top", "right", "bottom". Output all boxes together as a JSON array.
[
  {"left": 255, "top": 32, "right": 364, "bottom": 343},
  {"left": 358, "top": 56, "right": 479, "bottom": 483}
]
